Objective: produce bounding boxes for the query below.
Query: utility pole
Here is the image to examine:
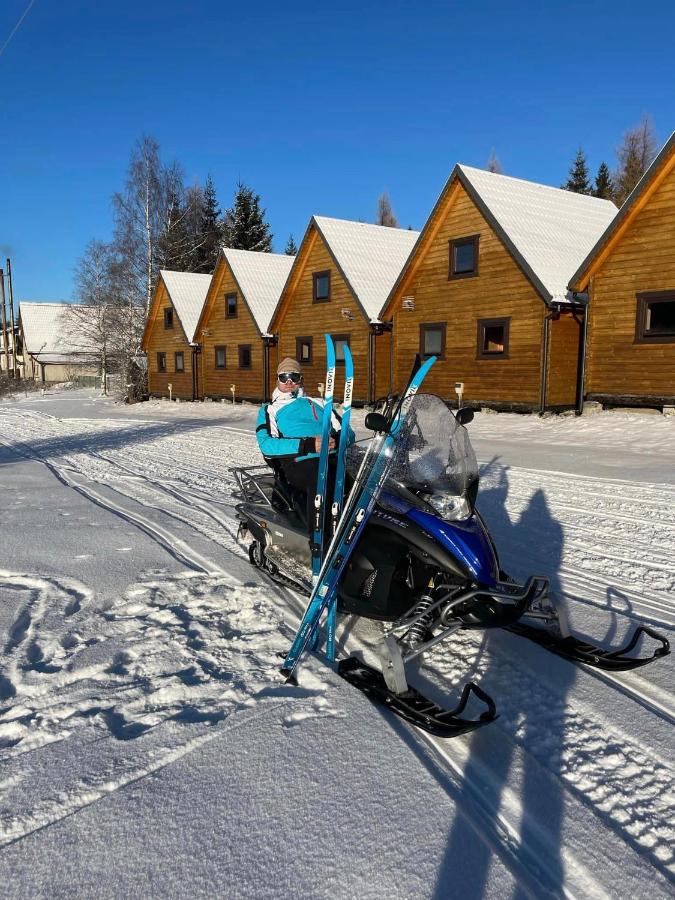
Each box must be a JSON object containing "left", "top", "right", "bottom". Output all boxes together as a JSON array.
[
  {"left": 6, "top": 258, "right": 17, "bottom": 378},
  {"left": 0, "top": 269, "right": 9, "bottom": 376}
]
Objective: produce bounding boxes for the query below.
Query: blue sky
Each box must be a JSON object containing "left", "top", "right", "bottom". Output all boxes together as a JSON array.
[{"left": 2, "top": 0, "right": 674, "bottom": 301}]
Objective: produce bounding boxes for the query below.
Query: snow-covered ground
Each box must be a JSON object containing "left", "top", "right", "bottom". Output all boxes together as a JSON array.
[{"left": 0, "top": 388, "right": 673, "bottom": 898}]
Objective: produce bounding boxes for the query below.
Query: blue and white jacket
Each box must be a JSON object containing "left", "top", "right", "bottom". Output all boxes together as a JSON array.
[{"left": 256, "top": 387, "right": 354, "bottom": 463}]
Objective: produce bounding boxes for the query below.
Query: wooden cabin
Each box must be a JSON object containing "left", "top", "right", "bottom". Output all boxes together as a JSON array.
[
  {"left": 20, "top": 302, "right": 99, "bottom": 383},
  {"left": 381, "top": 167, "right": 617, "bottom": 411},
  {"left": 569, "top": 132, "right": 675, "bottom": 409},
  {"left": 195, "top": 248, "right": 294, "bottom": 402},
  {"left": 268, "top": 217, "right": 419, "bottom": 403},
  {"left": 142, "top": 271, "right": 212, "bottom": 400}
]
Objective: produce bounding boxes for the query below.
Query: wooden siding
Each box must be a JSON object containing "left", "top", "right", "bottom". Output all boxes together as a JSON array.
[
  {"left": 373, "top": 329, "right": 393, "bottom": 400},
  {"left": 274, "top": 228, "right": 372, "bottom": 402},
  {"left": 388, "top": 182, "right": 546, "bottom": 407},
  {"left": 197, "top": 258, "right": 266, "bottom": 401},
  {"left": 546, "top": 311, "right": 581, "bottom": 408},
  {"left": 586, "top": 162, "right": 675, "bottom": 402},
  {"left": 146, "top": 281, "right": 195, "bottom": 399}
]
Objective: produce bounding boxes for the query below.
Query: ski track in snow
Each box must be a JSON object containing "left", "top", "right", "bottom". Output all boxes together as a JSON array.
[{"left": 0, "top": 402, "right": 673, "bottom": 896}]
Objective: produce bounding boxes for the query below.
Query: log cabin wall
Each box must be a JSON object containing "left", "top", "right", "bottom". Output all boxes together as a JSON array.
[
  {"left": 146, "top": 281, "right": 195, "bottom": 399},
  {"left": 275, "top": 228, "right": 371, "bottom": 402},
  {"left": 388, "top": 182, "right": 545, "bottom": 408},
  {"left": 585, "top": 161, "right": 675, "bottom": 404},
  {"left": 372, "top": 328, "right": 393, "bottom": 401},
  {"left": 198, "top": 259, "right": 266, "bottom": 401},
  {"left": 546, "top": 310, "right": 581, "bottom": 408}
]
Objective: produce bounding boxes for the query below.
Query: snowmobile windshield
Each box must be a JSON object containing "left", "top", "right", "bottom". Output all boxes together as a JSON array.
[{"left": 347, "top": 394, "right": 479, "bottom": 521}]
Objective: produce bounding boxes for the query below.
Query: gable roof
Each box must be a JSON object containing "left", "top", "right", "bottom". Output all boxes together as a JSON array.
[
  {"left": 569, "top": 131, "right": 675, "bottom": 291},
  {"left": 223, "top": 249, "right": 295, "bottom": 333},
  {"left": 157, "top": 270, "right": 212, "bottom": 343},
  {"left": 384, "top": 165, "right": 617, "bottom": 314},
  {"left": 20, "top": 301, "right": 97, "bottom": 362}
]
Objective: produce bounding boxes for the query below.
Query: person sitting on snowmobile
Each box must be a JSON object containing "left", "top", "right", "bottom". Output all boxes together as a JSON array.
[{"left": 256, "top": 357, "right": 354, "bottom": 533}]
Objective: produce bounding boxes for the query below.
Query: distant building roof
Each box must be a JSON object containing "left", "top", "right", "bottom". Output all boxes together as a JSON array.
[
  {"left": 312, "top": 217, "right": 420, "bottom": 321},
  {"left": 223, "top": 249, "right": 295, "bottom": 332},
  {"left": 159, "top": 270, "right": 212, "bottom": 342},
  {"left": 20, "top": 301, "right": 97, "bottom": 359}
]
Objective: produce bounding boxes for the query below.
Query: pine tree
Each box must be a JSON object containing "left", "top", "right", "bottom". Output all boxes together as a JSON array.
[
  {"left": 563, "top": 148, "right": 592, "bottom": 194},
  {"left": 593, "top": 162, "right": 614, "bottom": 200},
  {"left": 486, "top": 149, "right": 503, "bottom": 174},
  {"left": 614, "top": 115, "right": 657, "bottom": 206},
  {"left": 222, "top": 182, "right": 273, "bottom": 252},
  {"left": 285, "top": 234, "right": 298, "bottom": 255},
  {"left": 376, "top": 192, "right": 399, "bottom": 227},
  {"left": 195, "top": 175, "right": 223, "bottom": 272}
]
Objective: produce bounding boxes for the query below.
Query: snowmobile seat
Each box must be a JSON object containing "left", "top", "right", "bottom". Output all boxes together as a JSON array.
[{"left": 266, "top": 459, "right": 307, "bottom": 526}]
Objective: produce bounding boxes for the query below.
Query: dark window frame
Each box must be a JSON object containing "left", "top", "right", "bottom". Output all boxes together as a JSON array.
[
  {"left": 225, "top": 292, "right": 238, "bottom": 318},
  {"left": 419, "top": 322, "right": 447, "bottom": 360},
  {"left": 635, "top": 291, "right": 675, "bottom": 344},
  {"left": 163, "top": 307, "right": 174, "bottom": 329},
  {"left": 330, "top": 333, "right": 351, "bottom": 366},
  {"left": 296, "top": 335, "right": 313, "bottom": 364},
  {"left": 449, "top": 234, "right": 480, "bottom": 280},
  {"left": 214, "top": 345, "right": 227, "bottom": 369},
  {"left": 238, "top": 344, "right": 252, "bottom": 369},
  {"left": 157, "top": 351, "right": 167, "bottom": 373},
  {"left": 477, "top": 316, "right": 510, "bottom": 359},
  {"left": 174, "top": 350, "right": 185, "bottom": 373},
  {"left": 313, "top": 270, "right": 331, "bottom": 303}
]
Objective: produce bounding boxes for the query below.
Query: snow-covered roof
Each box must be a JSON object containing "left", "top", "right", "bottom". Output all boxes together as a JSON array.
[
  {"left": 454, "top": 166, "right": 618, "bottom": 303},
  {"left": 160, "top": 271, "right": 212, "bottom": 343},
  {"left": 313, "top": 217, "right": 420, "bottom": 321},
  {"left": 20, "top": 302, "right": 97, "bottom": 356},
  {"left": 223, "top": 249, "right": 295, "bottom": 332}
]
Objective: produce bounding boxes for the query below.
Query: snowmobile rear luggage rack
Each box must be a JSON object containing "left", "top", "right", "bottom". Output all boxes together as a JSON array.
[
  {"left": 338, "top": 657, "right": 497, "bottom": 738},
  {"left": 508, "top": 622, "right": 670, "bottom": 671},
  {"left": 232, "top": 466, "right": 274, "bottom": 506}
]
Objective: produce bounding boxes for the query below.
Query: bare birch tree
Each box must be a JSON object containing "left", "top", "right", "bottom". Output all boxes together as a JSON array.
[
  {"left": 613, "top": 115, "right": 658, "bottom": 206},
  {"left": 376, "top": 192, "right": 399, "bottom": 227},
  {"left": 486, "top": 149, "right": 503, "bottom": 174}
]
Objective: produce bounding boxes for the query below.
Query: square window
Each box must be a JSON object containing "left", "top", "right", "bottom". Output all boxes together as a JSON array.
[
  {"left": 226, "top": 293, "right": 238, "bottom": 318},
  {"left": 635, "top": 292, "right": 675, "bottom": 343},
  {"left": 477, "top": 317, "right": 510, "bottom": 358},
  {"left": 313, "top": 271, "right": 331, "bottom": 302},
  {"left": 164, "top": 307, "right": 174, "bottom": 328},
  {"left": 174, "top": 351, "right": 185, "bottom": 372},
  {"left": 296, "top": 336, "right": 313, "bottom": 364},
  {"left": 157, "top": 352, "right": 167, "bottom": 372},
  {"left": 449, "top": 235, "right": 479, "bottom": 279},
  {"left": 215, "top": 346, "right": 226, "bottom": 369},
  {"left": 238, "top": 344, "right": 252, "bottom": 369},
  {"left": 331, "top": 334, "right": 350, "bottom": 364},
  {"left": 420, "top": 323, "right": 446, "bottom": 359}
]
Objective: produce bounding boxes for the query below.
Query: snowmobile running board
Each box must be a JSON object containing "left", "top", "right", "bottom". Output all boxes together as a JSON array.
[
  {"left": 338, "top": 657, "right": 498, "bottom": 738},
  {"left": 507, "top": 622, "right": 670, "bottom": 671}
]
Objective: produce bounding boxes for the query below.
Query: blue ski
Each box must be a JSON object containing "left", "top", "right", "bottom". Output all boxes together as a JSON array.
[
  {"left": 281, "top": 355, "right": 436, "bottom": 682},
  {"left": 311, "top": 335, "right": 336, "bottom": 581},
  {"left": 325, "top": 343, "right": 354, "bottom": 661}
]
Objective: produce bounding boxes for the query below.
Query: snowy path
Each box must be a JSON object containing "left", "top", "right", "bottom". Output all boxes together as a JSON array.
[{"left": 0, "top": 392, "right": 673, "bottom": 897}]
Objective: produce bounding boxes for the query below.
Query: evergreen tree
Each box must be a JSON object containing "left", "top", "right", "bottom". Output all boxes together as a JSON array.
[
  {"left": 285, "top": 234, "right": 298, "bottom": 255},
  {"left": 614, "top": 115, "right": 657, "bottom": 206},
  {"left": 195, "top": 175, "right": 223, "bottom": 272},
  {"left": 222, "top": 182, "right": 273, "bottom": 252},
  {"left": 563, "top": 148, "right": 592, "bottom": 194},
  {"left": 593, "top": 162, "right": 614, "bottom": 200},
  {"left": 376, "top": 192, "right": 399, "bottom": 227}
]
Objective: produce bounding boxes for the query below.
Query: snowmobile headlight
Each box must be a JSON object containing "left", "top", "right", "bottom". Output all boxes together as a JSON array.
[{"left": 427, "top": 491, "right": 471, "bottom": 521}]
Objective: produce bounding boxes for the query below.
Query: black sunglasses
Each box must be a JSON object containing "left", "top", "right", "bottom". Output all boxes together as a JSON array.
[{"left": 278, "top": 372, "right": 302, "bottom": 384}]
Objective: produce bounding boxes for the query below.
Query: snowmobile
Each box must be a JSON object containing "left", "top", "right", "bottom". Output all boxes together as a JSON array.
[{"left": 233, "top": 393, "right": 669, "bottom": 735}]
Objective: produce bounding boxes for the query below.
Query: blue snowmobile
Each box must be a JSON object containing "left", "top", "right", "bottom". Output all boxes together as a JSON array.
[{"left": 234, "top": 392, "right": 669, "bottom": 736}]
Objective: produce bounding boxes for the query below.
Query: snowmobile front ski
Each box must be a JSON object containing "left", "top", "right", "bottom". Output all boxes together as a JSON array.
[
  {"left": 337, "top": 657, "right": 497, "bottom": 738},
  {"left": 311, "top": 334, "right": 336, "bottom": 582},
  {"left": 508, "top": 621, "right": 670, "bottom": 671}
]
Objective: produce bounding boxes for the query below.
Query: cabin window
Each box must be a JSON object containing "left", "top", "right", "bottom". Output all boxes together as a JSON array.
[
  {"left": 164, "top": 307, "right": 174, "bottom": 328},
  {"left": 174, "top": 351, "right": 185, "bottom": 372},
  {"left": 226, "top": 293, "right": 238, "bottom": 318},
  {"left": 331, "top": 334, "right": 350, "bottom": 364},
  {"left": 313, "top": 271, "right": 331, "bottom": 303},
  {"left": 215, "top": 346, "right": 226, "bottom": 369},
  {"left": 157, "top": 352, "right": 167, "bottom": 372},
  {"left": 477, "top": 317, "right": 510, "bottom": 358},
  {"left": 635, "top": 292, "right": 675, "bottom": 343},
  {"left": 449, "top": 235, "right": 479, "bottom": 279},
  {"left": 419, "top": 323, "right": 446, "bottom": 359},
  {"left": 238, "top": 344, "right": 252, "bottom": 369},
  {"left": 296, "top": 336, "right": 313, "bottom": 364}
]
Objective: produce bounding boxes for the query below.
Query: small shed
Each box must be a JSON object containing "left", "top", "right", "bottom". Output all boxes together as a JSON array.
[{"left": 20, "top": 302, "right": 99, "bottom": 383}]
